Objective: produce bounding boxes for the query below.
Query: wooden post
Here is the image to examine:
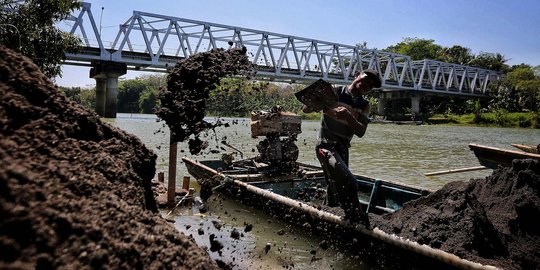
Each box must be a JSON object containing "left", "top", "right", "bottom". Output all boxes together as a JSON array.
[
  {"left": 167, "top": 135, "right": 177, "bottom": 207},
  {"left": 187, "top": 188, "right": 195, "bottom": 206},
  {"left": 158, "top": 172, "right": 164, "bottom": 183},
  {"left": 182, "top": 176, "right": 190, "bottom": 190}
]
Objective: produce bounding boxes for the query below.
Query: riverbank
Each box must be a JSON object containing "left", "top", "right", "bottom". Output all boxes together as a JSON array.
[
  {"left": 293, "top": 111, "right": 540, "bottom": 129},
  {"left": 426, "top": 112, "right": 539, "bottom": 128}
]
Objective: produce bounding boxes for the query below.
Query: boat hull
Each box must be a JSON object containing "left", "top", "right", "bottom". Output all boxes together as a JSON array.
[
  {"left": 511, "top": 143, "right": 539, "bottom": 154},
  {"left": 469, "top": 144, "right": 540, "bottom": 169},
  {"left": 183, "top": 158, "right": 431, "bottom": 215},
  {"left": 182, "top": 157, "right": 500, "bottom": 270}
]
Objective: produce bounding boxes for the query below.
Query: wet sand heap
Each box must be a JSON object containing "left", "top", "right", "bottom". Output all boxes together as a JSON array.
[
  {"left": 0, "top": 46, "right": 217, "bottom": 269},
  {"left": 156, "top": 47, "right": 252, "bottom": 154},
  {"left": 375, "top": 159, "right": 539, "bottom": 270}
]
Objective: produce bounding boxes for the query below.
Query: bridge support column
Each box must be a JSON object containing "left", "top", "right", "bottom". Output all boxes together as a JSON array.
[
  {"left": 94, "top": 76, "right": 107, "bottom": 116},
  {"left": 90, "top": 61, "right": 127, "bottom": 118},
  {"left": 411, "top": 96, "right": 421, "bottom": 116},
  {"left": 105, "top": 75, "right": 120, "bottom": 118},
  {"left": 377, "top": 98, "right": 388, "bottom": 115}
]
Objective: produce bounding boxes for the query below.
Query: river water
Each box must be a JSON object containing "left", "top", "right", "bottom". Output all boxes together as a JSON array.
[{"left": 106, "top": 113, "right": 538, "bottom": 269}]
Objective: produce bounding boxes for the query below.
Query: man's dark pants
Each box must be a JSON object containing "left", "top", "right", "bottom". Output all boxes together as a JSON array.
[{"left": 315, "top": 143, "right": 368, "bottom": 225}]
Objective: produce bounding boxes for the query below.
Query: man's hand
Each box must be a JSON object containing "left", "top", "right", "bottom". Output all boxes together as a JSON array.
[
  {"left": 325, "top": 106, "right": 353, "bottom": 121},
  {"left": 324, "top": 104, "right": 368, "bottom": 138},
  {"left": 333, "top": 106, "right": 352, "bottom": 120},
  {"left": 324, "top": 103, "right": 359, "bottom": 120}
]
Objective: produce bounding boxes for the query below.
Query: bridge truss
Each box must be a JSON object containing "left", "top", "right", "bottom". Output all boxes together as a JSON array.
[{"left": 64, "top": 2, "right": 502, "bottom": 96}]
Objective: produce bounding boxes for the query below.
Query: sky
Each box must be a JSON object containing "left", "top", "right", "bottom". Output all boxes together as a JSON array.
[{"left": 55, "top": 0, "right": 540, "bottom": 88}]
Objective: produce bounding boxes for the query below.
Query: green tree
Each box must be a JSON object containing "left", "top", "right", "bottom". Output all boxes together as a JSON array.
[
  {"left": 138, "top": 74, "right": 167, "bottom": 89},
  {"left": 384, "top": 37, "right": 445, "bottom": 60},
  {"left": 488, "top": 79, "right": 519, "bottom": 112},
  {"left": 138, "top": 86, "right": 159, "bottom": 114},
  {"left": 507, "top": 67, "right": 540, "bottom": 111},
  {"left": 441, "top": 45, "right": 474, "bottom": 65},
  {"left": 468, "top": 52, "right": 509, "bottom": 72},
  {"left": 207, "top": 78, "right": 249, "bottom": 116},
  {"left": 118, "top": 78, "right": 147, "bottom": 113},
  {"left": 59, "top": 86, "right": 95, "bottom": 109},
  {"left": 533, "top": 65, "right": 540, "bottom": 77},
  {"left": 79, "top": 88, "right": 96, "bottom": 109},
  {"left": 0, "top": 0, "right": 81, "bottom": 78},
  {"left": 206, "top": 79, "right": 304, "bottom": 117},
  {"left": 59, "top": 86, "right": 82, "bottom": 104},
  {"left": 246, "top": 83, "right": 303, "bottom": 113},
  {"left": 58, "top": 86, "right": 96, "bottom": 110}
]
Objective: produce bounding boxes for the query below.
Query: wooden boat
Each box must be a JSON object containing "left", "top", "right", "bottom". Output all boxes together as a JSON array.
[
  {"left": 511, "top": 143, "right": 539, "bottom": 154},
  {"left": 182, "top": 157, "right": 500, "bottom": 270},
  {"left": 469, "top": 143, "right": 540, "bottom": 169},
  {"left": 183, "top": 157, "right": 431, "bottom": 214}
]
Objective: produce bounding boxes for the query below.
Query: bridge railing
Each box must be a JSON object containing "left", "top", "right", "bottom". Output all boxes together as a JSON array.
[
  {"left": 412, "top": 60, "right": 502, "bottom": 95},
  {"left": 62, "top": 2, "right": 502, "bottom": 95}
]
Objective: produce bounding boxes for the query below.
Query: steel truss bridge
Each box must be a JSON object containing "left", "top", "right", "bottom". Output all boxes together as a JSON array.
[{"left": 64, "top": 2, "right": 502, "bottom": 97}]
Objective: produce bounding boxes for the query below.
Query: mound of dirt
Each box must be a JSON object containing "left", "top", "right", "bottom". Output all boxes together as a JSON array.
[
  {"left": 375, "top": 159, "right": 540, "bottom": 270},
  {"left": 155, "top": 47, "right": 252, "bottom": 153},
  {"left": 0, "top": 45, "right": 217, "bottom": 269}
]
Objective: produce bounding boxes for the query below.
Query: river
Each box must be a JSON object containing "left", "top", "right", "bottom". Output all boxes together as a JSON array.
[{"left": 106, "top": 113, "right": 538, "bottom": 269}]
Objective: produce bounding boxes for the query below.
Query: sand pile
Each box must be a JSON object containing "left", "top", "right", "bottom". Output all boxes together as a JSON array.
[
  {"left": 156, "top": 47, "right": 252, "bottom": 154},
  {"left": 0, "top": 45, "right": 217, "bottom": 269},
  {"left": 375, "top": 159, "right": 540, "bottom": 270}
]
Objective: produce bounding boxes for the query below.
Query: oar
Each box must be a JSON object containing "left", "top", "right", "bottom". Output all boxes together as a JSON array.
[
  {"left": 221, "top": 141, "right": 244, "bottom": 159},
  {"left": 424, "top": 166, "right": 488, "bottom": 176},
  {"left": 165, "top": 193, "right": 192, "bottom": 216},
  {"left": 211, "top": 176, "right": 234, "bottom": 191}
]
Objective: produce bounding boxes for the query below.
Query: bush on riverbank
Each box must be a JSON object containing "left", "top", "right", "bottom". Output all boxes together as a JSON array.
[{"left": 427, "top": 112, "right": 539, "bottom": 128}]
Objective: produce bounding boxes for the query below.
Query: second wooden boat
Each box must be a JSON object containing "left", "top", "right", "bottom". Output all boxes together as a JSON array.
[
  {"left": 511, "top": 143, "right": 539, "bottom": 154},
  {"left": 469, "top": 143, "right": 540, "bottom": 169}
]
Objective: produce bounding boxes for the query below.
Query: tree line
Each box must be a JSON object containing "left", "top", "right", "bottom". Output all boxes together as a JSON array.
[
  {"left": 59, "top": 76, "right": 306, "bottom": 116},
  {"left": 383, "top": 38, "right": 540, "bottom": 117}
]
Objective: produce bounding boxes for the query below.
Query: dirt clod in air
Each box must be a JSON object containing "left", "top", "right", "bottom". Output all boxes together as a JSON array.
[
  {"left": 230, "top": 228, "right": 241, "bottom": 240},
  {"left": 209, "top": 234, "right": 224, "bottom": 254},
  {"left": 156, "top": 47, "right": 252, "bottom": 153},
  {"left": 0, "top": 45, "right": 218, "bottom": 269},
  {"left": 244, "top": 223, "right": 253, "bottom": 233}
]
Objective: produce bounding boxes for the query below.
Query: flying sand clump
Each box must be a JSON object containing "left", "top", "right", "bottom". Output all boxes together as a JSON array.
[{"left": 156, "top": 47, "right": 253, "bottom": 154}]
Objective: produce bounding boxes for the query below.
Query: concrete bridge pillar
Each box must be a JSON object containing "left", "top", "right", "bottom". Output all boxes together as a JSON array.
[
  {"left": 94, "top": 76, "right": 107, "bottom": 116},
  {"left": 411, "top": 96, "right": 421, "bottom": 116},
  {"left": 377, "top": 98, "right": 388, "bottom": 115},
  {"left": 105, "top": 75, "right": 120, "bottom": 118},
  {"left": 90, "top": 61, "right": 127, "bottom": 118}
]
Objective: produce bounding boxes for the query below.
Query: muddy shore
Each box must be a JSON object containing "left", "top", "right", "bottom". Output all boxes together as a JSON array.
[{"left": 0, "top": 46, "right": 218, "bottom": 269}]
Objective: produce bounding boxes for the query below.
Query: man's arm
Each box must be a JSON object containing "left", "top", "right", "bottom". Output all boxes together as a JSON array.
[{"left": 332, "top": 105, "right": 369, "bottom": 138}]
